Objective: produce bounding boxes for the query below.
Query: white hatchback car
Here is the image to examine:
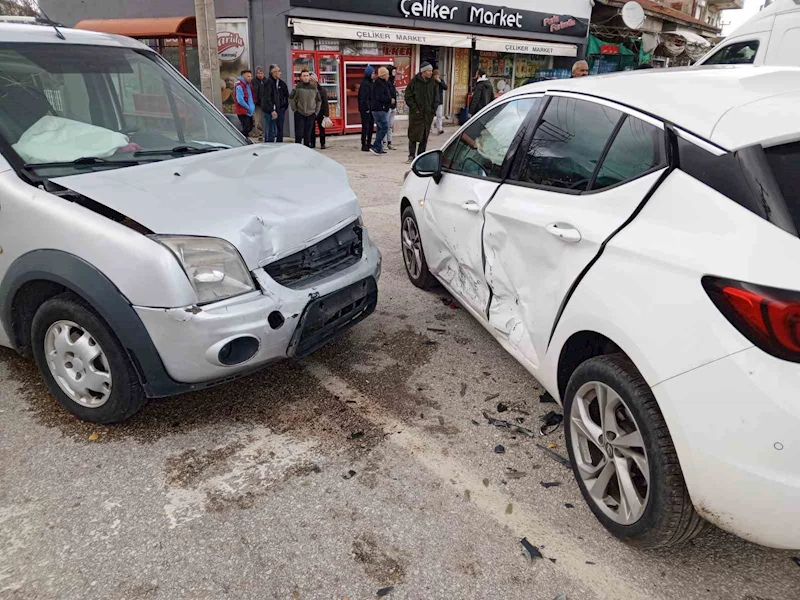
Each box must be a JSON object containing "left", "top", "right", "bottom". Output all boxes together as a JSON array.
[{"left": 399, "top": 67, "right": 800, "bottom": 550}]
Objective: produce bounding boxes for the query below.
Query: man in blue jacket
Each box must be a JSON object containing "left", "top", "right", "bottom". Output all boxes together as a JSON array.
[{"left": 234, "top": 70, "right": 256, "bottom": 138}]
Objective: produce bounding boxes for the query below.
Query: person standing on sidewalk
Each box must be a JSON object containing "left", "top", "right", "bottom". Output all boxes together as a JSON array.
[
  {"left": 252, "top": 67, "right": 267, "bottom": 140},
  {"left": 383, "top": 65, "right": 398, "bottom": 151},
  {"left": 433, "top": 69, "right": 448, "bottom": 135},
  {"left": 234, "top": 70, "right": 256, "bottom": 138},
  {"left": 289, "top": 70, "right": 321, "bottom": 148},
  {"left": 309, "top": 72, "right": 329, "bottom": 150},
  {"left": 404, "top": 62, "right": 436, "bottom": 164},
  {"left": 358, "top": 66, "right": 376, "bottom": 152},
  {"left": 469, "top": 69, "right": 494, "bottom": 117},
  {"left": 369, "top": 67, "right": 392, "bottom": 156},
  {"left": 263, "top": 64, "right": 290, "bottom": 143}
]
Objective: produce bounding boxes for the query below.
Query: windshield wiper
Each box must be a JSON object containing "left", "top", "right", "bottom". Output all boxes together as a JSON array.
[
  {"left": 133, "top": 145, "right": 225, "bottom": 157},
  {"left": 25, "top": 156, "right": 148, "bottom": 169}
]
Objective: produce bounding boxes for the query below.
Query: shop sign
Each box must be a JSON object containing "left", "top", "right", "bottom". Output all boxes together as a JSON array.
[
  {"left": 600, "top": 44, "right": 619, "bottom": 55},
  {"left": 289, "top": 0, "right": 589, "bottom": 38},
  {"left": 216, "top": 18, "right": 250, "bottom": 115},
  {"left": 218, "top": 31, "right": 246, "bottom": 61},
  {"left": 475, "top": 36, "right": 577, "bottom": 57}
]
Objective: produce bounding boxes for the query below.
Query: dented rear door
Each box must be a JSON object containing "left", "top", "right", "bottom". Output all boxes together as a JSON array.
[{"left": 422, "top": 96, "right": 541, "bottom": 316}]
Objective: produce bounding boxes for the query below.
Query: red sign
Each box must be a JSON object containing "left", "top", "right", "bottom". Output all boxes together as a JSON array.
[
  {"left": 218, "top": 31, "right": 245, "bottom": 61},
  {"left": 600, "top": 44, "right": 619, "bottom": 55},
  {"left": 542, "top": 15, "right": 578, "bottom": 33}
]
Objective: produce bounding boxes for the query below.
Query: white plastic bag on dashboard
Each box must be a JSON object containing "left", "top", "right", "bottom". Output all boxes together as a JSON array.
[{"left": 12, "top": 115, "right": 130, "bottom": 164}]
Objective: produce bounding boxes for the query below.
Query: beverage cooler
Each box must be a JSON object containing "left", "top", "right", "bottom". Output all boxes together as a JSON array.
[
  {"left": 342, "top": 56, "right": 394, "bottom": 134},
  {"left": 291, "top": 50, "right": 344, "bottom": 135}
]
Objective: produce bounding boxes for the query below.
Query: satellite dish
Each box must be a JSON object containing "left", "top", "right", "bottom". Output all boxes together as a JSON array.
[{"left": 621, "top": 1, "right": 646, "bottom": 30}]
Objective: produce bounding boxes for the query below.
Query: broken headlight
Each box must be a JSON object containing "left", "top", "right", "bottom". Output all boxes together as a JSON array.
[{"left": 154, "top": 236, "right": 255, "bottom": 304}]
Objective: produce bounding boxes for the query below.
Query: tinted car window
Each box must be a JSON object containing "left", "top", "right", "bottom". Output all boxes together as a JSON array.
[
  {"left": 591, "top": 116, "right": 665, "bottom": 190},
  {"left": 703, "top": 40, "right": 759, "bottom": 65},
  {"left": 443, "top": 97, "right": 538, "bottom": 180},
  {"left": 519, "top": 97, "right": 622, "bottom": 191}
]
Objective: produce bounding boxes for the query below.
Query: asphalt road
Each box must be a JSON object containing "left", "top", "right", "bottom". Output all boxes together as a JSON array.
[{"left": 1, "top": 125, "right": 798, "bottom": 600}]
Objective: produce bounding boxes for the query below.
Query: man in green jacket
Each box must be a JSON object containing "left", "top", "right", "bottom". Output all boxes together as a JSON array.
[
  {"left": 404, "top": 62, "right": 436, "bottom": 164},
  {"left": 289, "top": 70, "right": 322, "bottom": 147}
]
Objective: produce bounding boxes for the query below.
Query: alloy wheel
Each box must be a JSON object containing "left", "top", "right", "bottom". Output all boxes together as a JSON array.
[
  {"left": 569, "top": 381, "right": 650, "bottom": 525},
  {"left": 44, "top": 320, "right": 113, "bottom": 408},
  {"left": 402, "top": 216, "right": 423, "bottom": 280}
]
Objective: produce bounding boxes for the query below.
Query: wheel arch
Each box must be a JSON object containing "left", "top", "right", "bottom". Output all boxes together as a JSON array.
[
  {"left": 557, "top": 330, "right": 627, "bottom": 402},
  {"left": 400, "top": 196, "right": 412, "bottom": 217},
  {"left": 0, "top": 250, "right": 182, "bottom": 397}
]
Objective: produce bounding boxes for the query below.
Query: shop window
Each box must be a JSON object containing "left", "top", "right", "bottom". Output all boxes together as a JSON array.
[
  {"left": 591, "top": 116, "right": 666, "bottom": 191},
  {"left": 443, "top": 97, "right": 538, "bottom": 180},
  {"left": 518, "top": 97, "right": 622, "bottom": 191}
]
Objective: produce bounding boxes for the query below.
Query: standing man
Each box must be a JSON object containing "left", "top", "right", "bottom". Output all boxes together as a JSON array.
[
  {"left": 369, "top": 67, "right": 392, "bottom": 156},
  {"left": 289, "top": 69, "right": 321, "bottom": 148},
  {"left": 309, "top": 72, "right": 329, "bottom": 150},
  {"left": 469, "top": 69, "right": 494, "bottom": 117},
  {"left": 433, "top": 69, "right": 448, "bottom": 135},
  {"left": 384, "top": 65, "right": 398, "bottom": 151},
  {"left": 404, "top": 62, "right": 436, "bottom": 164},
  {"left": 572, "top": 60, "right": 590, "bottom": 77},
  {"left": 263, "top": 64, "right": 289, "bottom": 143},
  {"left": 358, "top": 66, "right": 376, "bottom": 152},
  {"left": 252, "top": 66, "right": 267, "bottom": 140},
  {"left": 234, "top": 69, "right": 256, "bottom": 138}
]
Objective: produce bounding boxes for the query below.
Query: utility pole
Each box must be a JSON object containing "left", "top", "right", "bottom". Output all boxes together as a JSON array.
[{"left": 195, "top": 0, "right": 221, "bottom": 108}]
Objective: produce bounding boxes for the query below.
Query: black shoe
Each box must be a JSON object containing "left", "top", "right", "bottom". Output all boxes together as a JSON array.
[
  {"left": 320, "top": 145, "right": 327, "bottom": 150},
  {"left": 361, "top": 145, "right": 369, "bottom": 152}
]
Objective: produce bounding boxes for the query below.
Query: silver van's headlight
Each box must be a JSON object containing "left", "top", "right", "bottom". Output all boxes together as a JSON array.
[{"left": 154, "top": 236, "right": 255, "bottom": 304}]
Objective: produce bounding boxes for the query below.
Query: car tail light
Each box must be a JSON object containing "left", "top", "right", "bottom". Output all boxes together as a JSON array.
[{"left": 703, "top": 276, "right": 800, "bottom": 362}]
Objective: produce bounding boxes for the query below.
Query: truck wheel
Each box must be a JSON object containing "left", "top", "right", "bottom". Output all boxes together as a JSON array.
[
  {"left": 31, "top": 293, "right": 147, "bottom": 424},
  {"left": 564, "top": 353, "right": 706, "bottom": 548},
  {"left": 401, "top": 206, "right": 437, "bottom": 290}
]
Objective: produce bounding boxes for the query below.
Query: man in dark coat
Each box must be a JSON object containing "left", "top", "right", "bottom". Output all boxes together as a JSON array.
[
  {"left": 262, "top": 64, "right": 290, "bottom": 142},
  {"left": 252, "top": 66, "right": 267, "bottom": 140},
  {"left": 469, "top": 69, "right": 494, "bottom": 116},
  {"left": 310, "top": 72, "right": 330, "bottom": 150},
  {"left": 404, "top": 62, "right": 436, "bottom": 164},
  {"left": 369, "top": 67, "right": 392, "bottom": 155},
  {"left": 358, "top": 66, "right": 376, "bottom": 152}
]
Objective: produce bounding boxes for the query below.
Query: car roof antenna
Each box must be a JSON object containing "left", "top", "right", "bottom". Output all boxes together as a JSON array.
[{"left": 36, "top": 5, "right": 66, "bottom": 41}]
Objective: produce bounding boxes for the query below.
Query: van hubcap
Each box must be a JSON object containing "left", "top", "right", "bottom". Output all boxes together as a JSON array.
[
  {"left": 570, "top": 381, "right": 650, "bottom": 525},
  {"left": 44, "top": 320, "right": 112, "bottom": 408},
  {"left": 402, "top": 216, "right": 423, "bottom": 280}
]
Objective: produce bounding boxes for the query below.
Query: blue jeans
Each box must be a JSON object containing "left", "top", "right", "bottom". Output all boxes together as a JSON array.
[
  {"left": 371, "top": 111, "right": 389, "bottom": 152},
  {"left": 266, "top": 108, "right": 286, "bottom": 142}
]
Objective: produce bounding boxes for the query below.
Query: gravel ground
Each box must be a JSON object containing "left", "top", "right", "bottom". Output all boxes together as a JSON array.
[{"left": 1, "top": 123, "right": 798, "bottom": 600}]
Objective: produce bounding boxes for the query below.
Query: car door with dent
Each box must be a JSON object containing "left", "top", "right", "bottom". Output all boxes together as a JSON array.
[
  {"left": 422, "top": 96, "right": 540, "bottom": 317},
  {"left": 483, "top": 94, "right": 668, "bottom": 368}
]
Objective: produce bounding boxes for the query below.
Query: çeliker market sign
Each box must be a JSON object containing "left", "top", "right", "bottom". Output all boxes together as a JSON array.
[{"left": 289, "top": 0, "right": 589, "bottom": 38}]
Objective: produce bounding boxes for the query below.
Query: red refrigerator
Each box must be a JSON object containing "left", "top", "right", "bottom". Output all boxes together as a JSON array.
[
  {"left": 342, "top": 56, "right": 395, "bottom": 134},
  {"left": 291, "top": 50, "right": 344, "bottom": 135}
]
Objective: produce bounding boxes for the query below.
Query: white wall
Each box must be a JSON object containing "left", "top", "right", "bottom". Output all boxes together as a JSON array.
[{"left": 479, "top": 0, "right": 593, "bottom": 20}]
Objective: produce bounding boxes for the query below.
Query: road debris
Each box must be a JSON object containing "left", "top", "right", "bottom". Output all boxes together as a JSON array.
[
  {"left": 554, "top": 594, "right": 566, "bottom": 600},
  {"left": 506, "top": 503, "right": 513, "bottom": 514},
  {"left": 437, "top": 416, "right": 445, "bottom": 426},
  {"left": 427, "top": 327, "right": 447, "bottom": 333},
  {"left": 377, "top": 586, "right": 394, "bottom": 597},
  {"left": 506, "top": 469, "right": 527, "bottom": 479},
  {"left": 520, "top": 538, "right": 543, "bottom": 561},
  {"left": 483, "top": 411, "right": 537, "bottom": 437},
  {"left": 549, "top": 558, "right": 558, "bottom": 564},
  {"left": 540, "top": 481, "right": 562, "bottom": 489},
  {"left": 343, "top": 470, "right": 357, "bottom": 480},
  {"left": 792, "top": 557, "right": 800, "bottom": 568},
  {"left": 494, "top": 444, "right": 506, "bottom": 454},
  {"left": 539, "top": 411, "right": 564, "bottom": 435},
  {"left": 464, "top": 490, "right": 471, "bottom": 501},
  {"left": 440, "top": 297, "right": 459, "bottom": 309},
  {"left": 88, "top": 432, "right": 100, "bottom": 442},
  {"left": 471, "top": 419, "right": 480, "bottom": 426},
  {"left": 540, "top": 392, "right": 557, "bottom": 404},
  {"left": 536, "top": 444, "right": 572, "bottom": 468},
  {"left": 586, "top": 561, "right": 596, "bottom": 565},
  {"left": 423, "top": 339, "right": 438, "bottom": 346},
  {"left": 565, "top": 503, "right": 575, "bottom": 509},
  {"left": 485, "top": 393, "right": 501, "bottom": 402},
  {"left": 460, "top": 383, "right": 467, "bottom": 397},
  {"left": 350, "top": 431, "right": 365, "bottom": 440},
  {"left": 497, "top": 402, "right": 509, "bottom": 413},
  {"left": 482, "top": 478, "right": 490, "bottom": 487}
]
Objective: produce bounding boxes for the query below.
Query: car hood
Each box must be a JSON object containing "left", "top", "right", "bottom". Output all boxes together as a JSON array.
[{"left": 52, "top": 144, "right": 361, "bottom": 269}]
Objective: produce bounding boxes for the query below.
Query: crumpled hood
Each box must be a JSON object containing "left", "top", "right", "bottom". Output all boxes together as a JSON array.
[{"left": 52, "top": 144, "right": 360, "bottom": 269}]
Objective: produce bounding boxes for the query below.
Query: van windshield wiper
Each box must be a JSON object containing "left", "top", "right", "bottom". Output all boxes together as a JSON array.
[
  {"left": 133, "top": 145, "right": 225, "bottom": 157},
  {"left": 25, "top": 156, "right": 150, "bottom": 169}
]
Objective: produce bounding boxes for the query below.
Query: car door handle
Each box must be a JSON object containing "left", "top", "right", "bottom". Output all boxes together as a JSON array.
[
  {"left": 546, "top": 223, "right": 582, "bottom": 244},
  {"left": 462, "top": 201, "right": 481, "bottom": 213}
]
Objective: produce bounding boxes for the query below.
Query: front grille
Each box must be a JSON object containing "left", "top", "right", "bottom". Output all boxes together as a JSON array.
[{"left": 265, "top": 222, "right": 363, "bottom": 289}]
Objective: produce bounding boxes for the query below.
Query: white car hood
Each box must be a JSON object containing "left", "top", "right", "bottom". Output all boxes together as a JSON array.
[{"left": 52, "top": 144, "right": 361, "bottom": 269}]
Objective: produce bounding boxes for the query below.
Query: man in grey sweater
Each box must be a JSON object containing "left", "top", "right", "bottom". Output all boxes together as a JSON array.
[{"left": 289, "top": 70, "right": 322, "bottom": 147}]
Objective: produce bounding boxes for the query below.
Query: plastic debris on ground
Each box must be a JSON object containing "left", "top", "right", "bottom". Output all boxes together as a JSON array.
[
  {"left": 536, "top": 443, "right": 572, "bottom": 468},
  {"left": 377, "top": 586, "right": 394, "bottom": 597},
  {"left": 539, "top": 411, "right": 564, "bottom": 435},
  {"left": 350, "top": 431, "right": 365, "bottom": 440},
  {"left": 520, "top": 538, "right": 543, "bottom": 561},
  {"left": 540, "top": 481, "right": 561, "bottom": 489},
  {"left": 497, "top": 402, "right": 509, "bottom": 413},
  {"left": 565, "top": 503, "right": 575, "bottom": 509},
  {"left": 554, "top": 594, "right": 567, "bottom": 600},
  {"left": 506, "top": 468, "right": 526, "bottom": 479},
  {"left": 540, "top": 392, "right": 557, "bottom": 404},
  {"left": 437, "top": 416, "right": 445, "bottom": 426},
  {"left": 460, "top": 383, "right": 467, "bottom": 397},
  {"left": 494, "top": 444, "right": 505, "bottom": 454},
  {"left": 342, "top": 470, "right": 357, "bottom": 480},
  {"left": 427, "top": 326, "right": 447, "bottom": 333},
  {"left": 484, "top": 393, "right": 501, "bottom": 402},
  {"left": 483, "top": 411, "right": 536, "bottom": 437},
  {"left": 792, "top": 556, "right": 800, "bottom": 568}
]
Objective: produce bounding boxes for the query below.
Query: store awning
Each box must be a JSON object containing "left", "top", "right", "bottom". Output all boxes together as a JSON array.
[
  {"left": 474, "top": 36, "right": 577, "bottom": 57},
  {"left": 74, "top": 17, "right": 197, "bottom": 38},
  {"left": 290, "top": 18, "right": 472, "bottom": 48},
  {"left": 665, "top": 29, "right": 712, "bottom": 47}
]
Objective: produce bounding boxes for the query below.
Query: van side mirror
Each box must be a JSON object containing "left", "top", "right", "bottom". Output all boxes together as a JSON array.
[{"left": 412, "top": 150, "right": 443, "bottom": 184}]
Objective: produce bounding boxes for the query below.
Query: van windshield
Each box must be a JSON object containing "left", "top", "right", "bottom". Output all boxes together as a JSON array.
[{"left": 0, "top": 43, "right": 246, "bottom": 177}]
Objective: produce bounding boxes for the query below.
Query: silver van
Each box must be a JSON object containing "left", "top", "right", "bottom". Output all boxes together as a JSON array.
[{"left": 0, "top": 24, "right": 381, "bottom": 423}]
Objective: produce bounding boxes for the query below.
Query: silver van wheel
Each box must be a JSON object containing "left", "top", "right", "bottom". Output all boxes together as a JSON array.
[
  {"left": 569, "top": 381, "right": 650, "bottom": 525},
  {"left": 44, "top": 320, "right": 112, "bottom": 409}
]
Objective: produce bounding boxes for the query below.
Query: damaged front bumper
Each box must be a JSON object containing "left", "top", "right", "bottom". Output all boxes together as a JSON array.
[{"left": 133, "top": 236, "right": 381, "bottom": 386}]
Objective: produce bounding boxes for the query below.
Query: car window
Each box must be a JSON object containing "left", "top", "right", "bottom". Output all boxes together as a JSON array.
[
  {"left": 443, "top": 97, "right": 539, "bottom": 180},
  {"left": 764, "top": 141, "right": 800, "bottom": 232},
  {"left": 591, "top": 116, "right": 665, "bottom": 190},
  {"left": 518, "top": 96, "right": 622, "bottom": 191},
  {"left": 703, "top": 40, "right": 759, "bottom": 65}
]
